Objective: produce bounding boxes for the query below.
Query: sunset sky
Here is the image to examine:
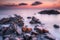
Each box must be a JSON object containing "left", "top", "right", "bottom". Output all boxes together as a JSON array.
[{"left": 0, "top": 0, "right": 60, "bottom": 9}]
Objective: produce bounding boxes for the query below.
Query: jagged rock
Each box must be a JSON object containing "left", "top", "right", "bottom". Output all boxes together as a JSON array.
[
  {"left": 30, "top": 17, "right": 41, "bottom": 24},
  {"left": 2, "top": 27, "right": 15, "bottom": 35},
  {"left": 0, "top": 18, "right": 10, "bottom": 24},
  {"left": 53, "top": 24, "right": 59, "bottom": 28},
  {"left": 38, "top": 10, "right": 60, "bottom": 15},
  {"left": 0, "top": 14, "right": 24, "bottom": 27}
]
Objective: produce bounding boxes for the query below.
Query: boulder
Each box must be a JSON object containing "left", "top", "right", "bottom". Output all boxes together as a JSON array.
[
  {"left": 30, "top": 17, "right": 41, "bottom": 24},
  {"left": 0, "top": 18, "right": 10, "bottom": 24},
  {"left": 34, "top": 27, "right": 49, "bottom": 34},
  {"left": 22, "top": 27, "right": 32, "bottom": 33},
  {"left": 0, "top": 14, "right": 24, "bottom": 27}
]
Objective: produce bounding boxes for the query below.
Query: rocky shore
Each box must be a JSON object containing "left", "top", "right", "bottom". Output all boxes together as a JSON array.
[{"left": 0, "top": 14, "right": 59, "bottom": 40}]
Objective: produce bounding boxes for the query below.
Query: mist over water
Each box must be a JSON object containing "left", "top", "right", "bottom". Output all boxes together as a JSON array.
[{"left": 0, "top": 9, "right": 60, "bottom": 40}]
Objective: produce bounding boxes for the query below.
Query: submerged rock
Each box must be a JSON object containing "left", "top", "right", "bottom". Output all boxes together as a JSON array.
[
  {"left": 38, "top": 10, "right": 60, "bottom": 15},
  {"left": 27, "top": 17, "right": 31, "bottom": 19}
]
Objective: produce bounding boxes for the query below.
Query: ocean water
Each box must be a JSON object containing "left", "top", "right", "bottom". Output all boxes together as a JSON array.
[{"left": 0, "top": 9, "right": 60, "bottom": 40}]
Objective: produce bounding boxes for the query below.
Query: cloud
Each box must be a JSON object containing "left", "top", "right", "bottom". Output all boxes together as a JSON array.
[
  {"left": 19, "top": 3, "right": 28, "bottom": 6},
  {"left": 31, "top": 1, "right": 42, "bottom": 6}
]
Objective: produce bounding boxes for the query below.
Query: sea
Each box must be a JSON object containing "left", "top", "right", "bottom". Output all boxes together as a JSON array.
[{"left": 0, "top": 8, "right": 60, "bottom": 40}]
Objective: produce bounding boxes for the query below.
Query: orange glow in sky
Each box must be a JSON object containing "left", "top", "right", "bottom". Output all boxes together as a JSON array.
[{"left": 0, "top": 0, "right": 60, "bottom": 9}]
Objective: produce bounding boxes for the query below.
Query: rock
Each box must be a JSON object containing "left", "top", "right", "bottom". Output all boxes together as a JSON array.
[
  {"left": 42, "top": 29, "right": 49, "bottom": 33},
  {"left": 2, "top": 27, "right": 15, "bottom": 35},
  {"left": 22, "top": 27, "right": 32, "bottom": 33},
  {"left": 0, "top": 14, "right": 24, "bottom": 27},
  {"left": 17, "top": 20, "right": 24, "bottom": 27},
  {"left": 38, "top": 10, "right": 60, "bottom": 15},
  {"left": 27, "top": 17, "right": 31, "bottom": 19},
  {"left": 0, "top": 18, "right": 10, "bottom": 24},
  {"left": 31, "top": 31, "right": 38, "bottom": 35},
  {"left": 2, "top": 23, "right": 19, "bottom": 35},
  {"left": 23, "top": 33, "right": 32, "bottom": 40},
  {"left": 44, "top": 36, "right": 55, "bottom": 40},
  {"left": 4, "top": 34, "right": 16, "bottom": 40},
  {"left": 30, "top": 17, "right": 41, "bottom": 24},
  {"left": 34, "top": 26, "right": 49, "bottom": 34},
  {"left": 14, "top": 14, "right": 23, "bottom": 20},
  {"left": 53, "top": 24, "right": 59, "bottom": 28}
]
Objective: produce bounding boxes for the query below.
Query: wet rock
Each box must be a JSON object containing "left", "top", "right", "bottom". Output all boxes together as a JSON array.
[
  {"left": 53, "top": 24, "right": 59, "bottom": 28},
  {"left": 22, "top": 27, "right": 32, "bottom": 33},
  {"left": 38, "top": 10, "right": 60, "bottom": 15},
  {"left": 23, "top": 33, "right": 32, "bottom": 40},
  {"left": 0, "top": 18, "right": 10, "bottom": 24},
  {"left": 2, "top": 27, "right": 15, "bottom": 35},
  {"left": 10, "top": 14, "right": 24, "bottom": 27},
  {"left": 4, "top": 34, "right": 17, "bottom": 40},
  {"left": 42, "top": 29, "right": 49, "bottom": 33},
  {"left": 34, "top": 26, "right": 49, "bottom": 34},
  {"left": 44, "top": 36, "right": 55, "bottom": 40},
  {"left": 14, "top": 14, "right": 23, "bottom": 20},
  {"left": 0, "top": 14, "right": 24, "bottom": 27},
  {"left": 31, "top": 31, "right": 38, "bottom": 35},
  {"left": 30, "top": 17, "right": 41, "bottom": 24},
  {"left": 16, "top": 20, "right": 24, "bottom": 27},
  {"left": 2, "top": 23, "right": 19, "bottom": 35}
]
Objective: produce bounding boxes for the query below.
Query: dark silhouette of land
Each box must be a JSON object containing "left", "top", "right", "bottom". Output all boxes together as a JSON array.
[{"left": 38, "top": 10, "right": 60, "bottom": 15}]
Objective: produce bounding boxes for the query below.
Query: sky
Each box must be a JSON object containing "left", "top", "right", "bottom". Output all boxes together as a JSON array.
[{"left": 0, "top": 0, "right": 60, "bottom": 9}]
